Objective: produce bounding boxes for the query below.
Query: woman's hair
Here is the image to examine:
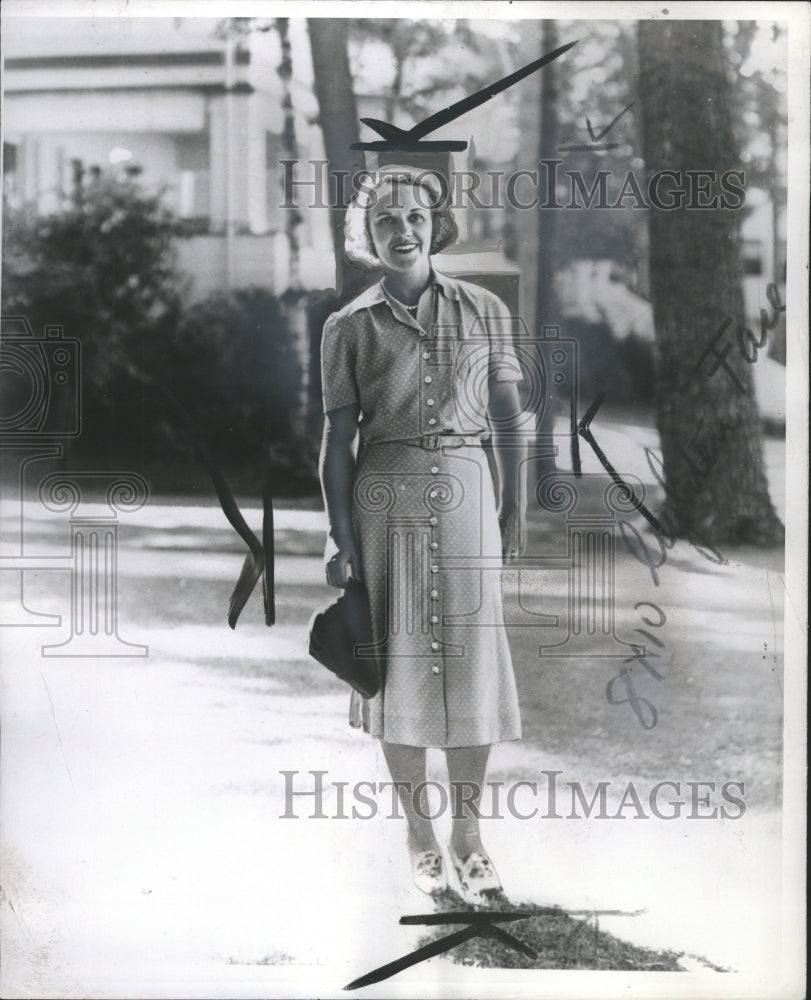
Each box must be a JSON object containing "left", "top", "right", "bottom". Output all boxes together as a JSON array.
[{"left": 344, "top": 166, "right": 458, "bottom": 270}]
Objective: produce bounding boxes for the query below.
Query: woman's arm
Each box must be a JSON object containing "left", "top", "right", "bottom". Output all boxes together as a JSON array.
[
  {"left": 319, "top": 403, "right": 362, "bottom": 587},
  {"left": 488, "top": 380, "right": 526, "bottom": 563}
]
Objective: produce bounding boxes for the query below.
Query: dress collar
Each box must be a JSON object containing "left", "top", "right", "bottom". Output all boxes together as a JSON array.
[
  {"left": 431, "top": 269, "right": 461, "bottom": 301},
  {"left": 342, "top": 268, "right": 460, "bottom": 318}
]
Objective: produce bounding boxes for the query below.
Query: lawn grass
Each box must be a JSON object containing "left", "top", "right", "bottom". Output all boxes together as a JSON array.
[{"left": 420, "top": 890, "right": 685, "bottom": 971}]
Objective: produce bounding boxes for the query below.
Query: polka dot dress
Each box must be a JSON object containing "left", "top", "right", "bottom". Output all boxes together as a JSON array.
[{"left": 322, "top": 271, "right": 523, "bottom": 748}]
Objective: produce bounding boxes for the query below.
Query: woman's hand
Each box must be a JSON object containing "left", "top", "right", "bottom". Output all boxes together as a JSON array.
[
  {"left": 498, "top": 502, "right": 523, "bottom": 564},
  {"left": 326, "top": 544, "right": 362, "bottom": 588}
]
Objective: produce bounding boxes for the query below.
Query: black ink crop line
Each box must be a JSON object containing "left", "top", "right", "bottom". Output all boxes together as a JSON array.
[
  {"left": 407, "top": 40, "right": 579, "bottom": 139},
  {"left": 400, "top": 907, "right": 645, "bottom": 923},
  {"left": 400, "top": 911, "right": 532, "bottom": 925},
  {"left": 577, "top": 392, "right": 664, "bottom": 535},
  {"left": 343, "top": 925, "right": 481, "bottom": 990},
  {"left": 353, "top": 40, "right": 579, "bottom": 151},
  {"left": 345, "top": 907, "right": 581, "bottom": 989},
  {"left": 124, "top": 362, "right": 273, "bottom": 626},
  {"left": 579, "top": 389, "right": 606, "bottom": 429},
  {"left": 557, "top": 143, "right": 621, "bottom": 152},
  {"left": 579, "top": 424, "right": 663, "bottom": 534},
  {"left": 571, "top": 416, "right": 582, "bottom": 477},
  {"left": 484, "top": 924, "right": 538, "bottom": 959}
]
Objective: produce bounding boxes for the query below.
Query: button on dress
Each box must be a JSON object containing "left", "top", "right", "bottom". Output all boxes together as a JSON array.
[{"left": 321, "top": 271, "right": 523, "bottom": 748}]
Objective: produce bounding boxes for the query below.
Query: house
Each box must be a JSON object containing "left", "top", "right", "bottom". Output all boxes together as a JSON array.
[{"left": 2, "top": 15, "right": 334, "bottom": 300}]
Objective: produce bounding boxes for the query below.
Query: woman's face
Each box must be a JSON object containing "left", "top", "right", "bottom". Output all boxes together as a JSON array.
[{"left": 368, "top": 183, "right": 433, "bottom": 275}]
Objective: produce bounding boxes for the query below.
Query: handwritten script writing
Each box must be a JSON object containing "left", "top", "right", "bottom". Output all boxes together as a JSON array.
[
  {"left": 606, "top": 601, "right": 668, "bottom": 730},
  {"left": 694, "top": 282, "right": 785, "bottom": 391}
]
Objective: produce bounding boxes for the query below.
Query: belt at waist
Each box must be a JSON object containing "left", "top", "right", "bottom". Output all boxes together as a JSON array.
[{"left": 364, "top": 434, "right": 485, "bottom": 451}]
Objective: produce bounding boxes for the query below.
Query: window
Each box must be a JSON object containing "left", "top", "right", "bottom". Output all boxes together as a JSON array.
[{"left": 3, "top": 142, "right": 18, "bottom": 205}]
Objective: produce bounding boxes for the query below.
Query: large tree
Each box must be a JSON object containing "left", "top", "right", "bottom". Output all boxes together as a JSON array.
[
  {"left": 637, "top": 20, "right": 783, "bottom": 547},
  {"left": 307, "top": 18, "right": 363, "bottom": 271},
  {"left": 535, "top": 18, "right": 560, "bottom": 329}
]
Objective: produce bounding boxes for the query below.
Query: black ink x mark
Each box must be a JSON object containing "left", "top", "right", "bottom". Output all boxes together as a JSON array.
[
  {"left": 344, "top": 911, "right": 536, "bottom": 990},
  {"left": 344, "top": 906, "right": 646, "bottom": 989}
]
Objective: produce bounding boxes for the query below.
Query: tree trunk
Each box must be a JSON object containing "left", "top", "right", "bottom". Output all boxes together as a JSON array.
[
  {"left": 307, "top": 18, "right": 363, "bottom": 276},
  {"left": 276, "top": 19, "right": 301, "bottom": 291},
  {"left": 306, "top": 19, "right": 366, "bottom": 438},
  {"left": 535, "top": 19, "right": 561, "bottom": 474},
  {"left": 536, "top": 19, "right": 560, "bottom": 329},
  {"left": 637, "top": 20, "right": 783, "bottom": 547},
  {"left": 386, "top": 50, "right": 405, "bottom": 125}
]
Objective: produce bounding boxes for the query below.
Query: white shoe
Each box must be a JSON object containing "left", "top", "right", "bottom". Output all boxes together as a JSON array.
[
  {"left": 408, "top": 841, "right": 447, "bottom": 895},
  {"left": 447, "top": 839, "right": 502, "bottom": 900}
]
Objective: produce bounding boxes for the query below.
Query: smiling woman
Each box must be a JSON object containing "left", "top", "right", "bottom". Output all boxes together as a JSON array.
[
  {"left": 370, "top": 190, "right": 431, "bottom": 280},
  {"left": 318, "top": 166, "right": 527, "bottom": 903},
  {"left": 343, "top": 169, "right": 458, "bottom": 272}
]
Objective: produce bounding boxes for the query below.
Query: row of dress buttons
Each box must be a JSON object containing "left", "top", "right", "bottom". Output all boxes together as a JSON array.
[
  {"left": 422, "top": 350, "right": 437, "bottom": 424},
  {"left": 429, "top": 448, "right": 441, "bottom": 675},
  {"left": 430, "top": 541, "right": 440, "bottom": 671},
  {"left": 430, "top": 576, "right": 440, "bottom": 683}
]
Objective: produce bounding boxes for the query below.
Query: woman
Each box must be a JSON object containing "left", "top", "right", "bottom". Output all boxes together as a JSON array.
[{"left": 319, "top": 166, "right": 525, "bottom": 900}]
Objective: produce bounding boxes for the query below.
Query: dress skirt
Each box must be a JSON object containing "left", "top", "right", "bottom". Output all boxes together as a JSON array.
[{"left": 350, "top": 439, "right": 522, "bottom": 748}]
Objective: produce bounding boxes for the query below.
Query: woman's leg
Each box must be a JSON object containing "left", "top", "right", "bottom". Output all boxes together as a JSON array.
[
  {"left": 446, "top": 744, "right": 490, "bottom": 858},
  {"left": 381, "top": 740, "right": 439, "bottom": 853}
]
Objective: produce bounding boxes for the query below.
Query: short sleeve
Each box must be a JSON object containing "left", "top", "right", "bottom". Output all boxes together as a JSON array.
[
  {"left": 321, "top": 314, "right": 359, "bottom": 413},
  {"left": 482, "top": 294, "right": 524, "bottom": 384}
]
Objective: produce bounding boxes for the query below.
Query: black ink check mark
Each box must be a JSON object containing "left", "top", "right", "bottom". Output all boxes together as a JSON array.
[{"left": 586, "top": 101, "right": 635, "bottom": 143}]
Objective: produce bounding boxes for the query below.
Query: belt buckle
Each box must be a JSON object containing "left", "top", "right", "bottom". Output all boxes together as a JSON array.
[{"left": 421, "top": 434, "right": 440, "bottom": 450}]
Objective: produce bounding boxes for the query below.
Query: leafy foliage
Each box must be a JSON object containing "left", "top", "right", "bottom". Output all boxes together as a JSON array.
[
  {"left": 2, "top": 173, "right": 183, "bottom": 391},
  {"left": 348, "top": 20, "right": 481, "bottom": 125},
  {"left": 2, "top": 175, "right": 317, "bottom": 493},
  {"left": 147, "top": 287, "right": 317, "bottom": 494}
]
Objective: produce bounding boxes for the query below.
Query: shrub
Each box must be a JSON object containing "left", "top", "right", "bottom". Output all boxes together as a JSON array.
[
  {"left": 2, "top": 175, "right": 318, "bottom": 494},
  {"left": 2, "top": 172, "right": 184, "bottom": 459},
  {"left": 160, "top": 287, "right": 318, "bottom": 494},
  {"left": 2, "top": 172, "right": 183, "bottom": 389}
]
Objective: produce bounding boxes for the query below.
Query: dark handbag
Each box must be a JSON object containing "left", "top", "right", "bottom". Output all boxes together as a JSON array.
[{"left": 308, "top": 579, "right": 382, "bottom": 698}]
